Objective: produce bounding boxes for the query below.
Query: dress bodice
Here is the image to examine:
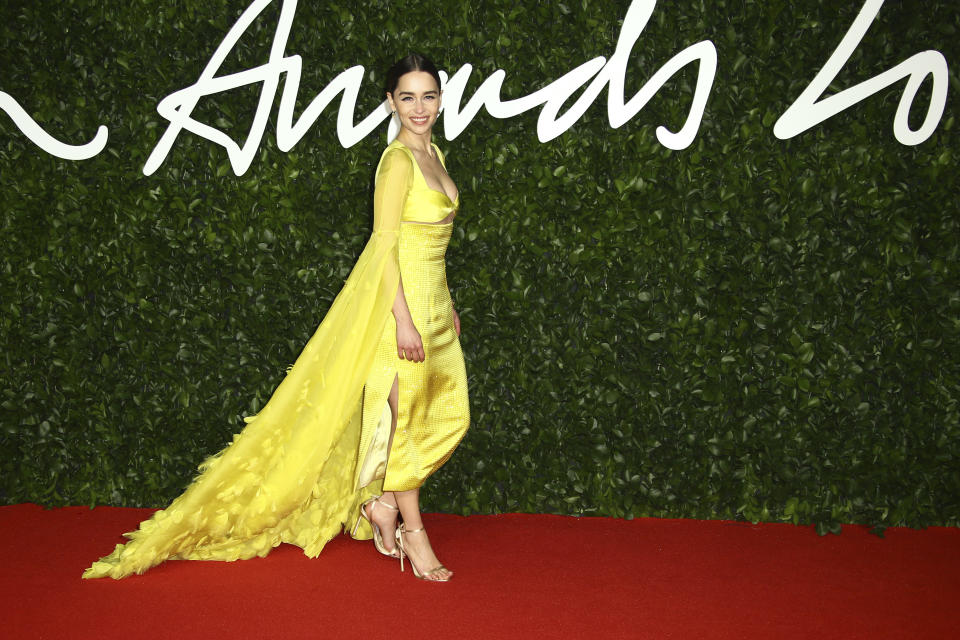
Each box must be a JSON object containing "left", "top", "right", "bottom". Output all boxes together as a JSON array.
[{"left": 387, "top": 140, "right": 459, "bottom": 224}]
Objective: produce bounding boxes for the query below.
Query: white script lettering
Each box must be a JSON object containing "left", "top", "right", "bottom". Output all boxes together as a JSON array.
[
  {"left": 0, "top": 91, "right": 108, "bottom": 160},
  {"left": 775, "top": 0, "right": 948, "bottom": 145},
  {"left": 440, "top": 0, "right": 717, "bottom": 150},
  {"left": 145, "top": 0, "right": 717, "bottom": 175},
  {"left": 0, "top": 0, "right": 948, "bottom": 169}
]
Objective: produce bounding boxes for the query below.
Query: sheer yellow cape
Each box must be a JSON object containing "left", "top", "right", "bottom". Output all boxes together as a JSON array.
[{"left": 83, "top": 147, "right": 414, "bottom": 579}]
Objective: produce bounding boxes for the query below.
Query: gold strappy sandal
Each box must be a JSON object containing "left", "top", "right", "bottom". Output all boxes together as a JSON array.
[
  {"left": 394, "top": 524, "right": 452, "bottom": 582},
  {"left": 352, "top": 496, "right": 400, "bottom": 559}
]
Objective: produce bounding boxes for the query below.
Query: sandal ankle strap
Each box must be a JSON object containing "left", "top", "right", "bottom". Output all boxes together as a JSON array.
[
  {"left": 375, "top": 497, "right": 399, "bottom": 511},
  {"left": 401, "top": 525, "right": 426, "bottom": 534}
]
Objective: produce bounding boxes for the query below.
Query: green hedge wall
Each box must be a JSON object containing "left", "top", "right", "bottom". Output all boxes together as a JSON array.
[{"left": 2, "top": 0, "right": 958, "bottom": 534}]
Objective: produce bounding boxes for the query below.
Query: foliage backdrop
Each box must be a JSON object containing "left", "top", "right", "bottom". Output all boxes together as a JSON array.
[{"left": 1, "top": 0, "right": 958, "bottom": 533}]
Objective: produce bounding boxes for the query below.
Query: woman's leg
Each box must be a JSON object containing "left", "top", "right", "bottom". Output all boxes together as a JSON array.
[
  {"left": 368, "top": 375, "right": 400, "bottom": 551},
  {"left": 376, "top": 375, "right": 450, "bottom": 579},
  {"left": 394, "top": 487, "right": 452, "bottom": 580}
]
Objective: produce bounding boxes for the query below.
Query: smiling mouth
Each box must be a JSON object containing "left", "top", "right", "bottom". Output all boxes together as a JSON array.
[{"left": 409, "top": 115, "right": 430, "bottom": 125}]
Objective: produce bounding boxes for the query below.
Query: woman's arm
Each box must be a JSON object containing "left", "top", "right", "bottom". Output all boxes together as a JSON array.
[
  {"left": 393, "top": 278, "right": 423, "bottom": 361},
  {"left": 373, "top": 149, "right": 424, "bottom": 362}
]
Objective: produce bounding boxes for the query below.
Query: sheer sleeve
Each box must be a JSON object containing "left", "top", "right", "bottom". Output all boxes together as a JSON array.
[
  {"left": 373, "top": 148, "right": 412, "bottom": 288},
  {"left": 373, "top": 147, "right": 413, "bottom": 232}
]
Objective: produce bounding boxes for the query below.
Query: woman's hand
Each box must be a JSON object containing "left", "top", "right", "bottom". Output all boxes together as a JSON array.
[
  {"left": 452, "top": 302, "right": 461, "bottom": 337},
  {"left": 396, "top": 320, "right": 425, "bottom": 362}
]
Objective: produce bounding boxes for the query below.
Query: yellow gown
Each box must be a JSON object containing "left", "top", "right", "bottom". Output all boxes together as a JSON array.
[{"left": 83, "top": 139, "right": 470, "bottom": 579}]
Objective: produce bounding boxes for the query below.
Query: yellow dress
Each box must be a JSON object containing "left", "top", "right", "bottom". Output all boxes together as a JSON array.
[{"left": 82, "top": 139, "right": 469, "bottom": 579}]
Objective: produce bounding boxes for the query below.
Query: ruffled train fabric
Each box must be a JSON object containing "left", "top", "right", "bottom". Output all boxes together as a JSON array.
[{"left": 83, "top": 230, "right": 399, "bottom": 579}]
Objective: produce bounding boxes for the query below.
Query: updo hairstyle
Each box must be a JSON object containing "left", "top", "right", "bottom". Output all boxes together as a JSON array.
[{"left": 385, "top": 53, "right": 442, "bottom": 95}]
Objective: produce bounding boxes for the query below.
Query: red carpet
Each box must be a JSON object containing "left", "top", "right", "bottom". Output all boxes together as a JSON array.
[{"left": 1, "top": 503, "right": 958, "bottom": 639}]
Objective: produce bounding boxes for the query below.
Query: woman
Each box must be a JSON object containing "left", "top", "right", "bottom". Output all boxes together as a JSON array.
[{"left": 83, "top": 53, "right": 468, "bottom": 582}]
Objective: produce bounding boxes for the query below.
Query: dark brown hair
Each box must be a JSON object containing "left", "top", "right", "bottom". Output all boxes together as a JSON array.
[{"left": 385, "top": 53, "right": 442, "bottom": 95}]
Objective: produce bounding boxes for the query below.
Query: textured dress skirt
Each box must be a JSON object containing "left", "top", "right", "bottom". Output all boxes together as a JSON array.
[{"left": 357, "top": 221, "right": 470, "bottom": 492}]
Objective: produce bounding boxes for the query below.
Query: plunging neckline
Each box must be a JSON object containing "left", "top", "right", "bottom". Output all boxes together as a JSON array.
[{"left": 396, "top": 139, "right": 459, "bottom": 205}]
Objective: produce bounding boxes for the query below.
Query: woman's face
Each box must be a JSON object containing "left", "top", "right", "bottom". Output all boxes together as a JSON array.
[{"left": 387, "top": 71, "right": 441, "bottom": 136}]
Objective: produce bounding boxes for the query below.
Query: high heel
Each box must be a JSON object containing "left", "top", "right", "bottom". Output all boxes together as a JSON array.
[
  {"left": 394, "top": 524, "right": 452, "bottom": 582},
  {"left": 352, "top": 496, "right": 400, "bottom": 558}
]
